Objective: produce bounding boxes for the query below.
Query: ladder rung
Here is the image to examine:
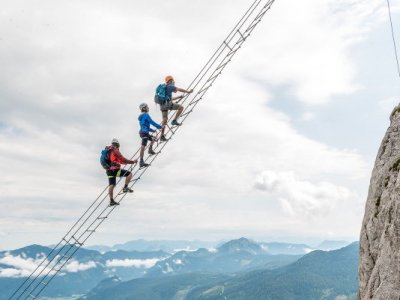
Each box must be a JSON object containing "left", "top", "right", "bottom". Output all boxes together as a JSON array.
[
  {"left": 227, "top": 48, "right": 239, "bottom": 57},
  {"left": 181, "top": 110, "right": 193, "bottom": 118},
  {"left": 97, "top": 216, "right": 108, "bottom": 220},
  {"left": 217, "top": 60, "right": 230, "bottom": 71},
  {"left": 189, "top": 99, "right": 202, "bottom": 106},
  {"left": 237, "top": 29, "right": 245, "bottom": 39},
  {"left": 72, "top": 237, "right": 83, "bottom": 246},
  {"left": 223, "top": 41, "right": 232, "bottom": 51},
  {"left": 86, "top": 229, "right": 96, "bottom": 233},
  {"left": 246, "top": 20, "right": 261, "bottom": 33},
  {"left": 199, "top": 85, "right": 212, "bottom": 95},
  {"left": 208, "top": 72, "right": 222, "bottom": 82},
  {"left": 62, "top": 238, "right": 72, "bottom": 246}
]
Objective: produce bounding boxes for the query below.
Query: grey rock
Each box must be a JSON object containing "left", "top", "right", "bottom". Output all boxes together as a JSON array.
[{"left": 359, "top": 104, "right": 400, "bottom": 300}]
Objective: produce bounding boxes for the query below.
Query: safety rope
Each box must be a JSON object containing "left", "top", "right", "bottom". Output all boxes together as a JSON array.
[
  {"left": 7, "top": 0, "right": 275, "bottom": 299},
  {"left": 386, "top": 0, "right": 400, "bottom": 80}
]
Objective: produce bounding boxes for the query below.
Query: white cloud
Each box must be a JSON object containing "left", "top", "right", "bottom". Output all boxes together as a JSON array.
[
  {"left": 105, "top": 258, "right": 160, "bottom": 269},
  {"left": 255, "top": 170, "right": 353, "bottom": 217},
  {"left": 238, "top": 0, "right": 385, "bottom": 105},
  {"left": 301, "top": 112, "right": 316, "bottom": 121},
  {"left": 0, "top": 253, "right": 54, "bottom": 278},
  {"left": 173, "top": 259, "right": 183, "bottom": 265},
  {"left": 0, "top": 0, "right": 385, "bottom": 247},
  {"left": 0, "top": 253, "right": 96, "bottom": 277},
  {"left": 64, "top": 260, "right": 96, "bottom": 273}
]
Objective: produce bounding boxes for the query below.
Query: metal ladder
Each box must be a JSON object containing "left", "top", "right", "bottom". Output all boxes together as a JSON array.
[{"left": 8, "top": 0, "right": 275, "bottom": 298}]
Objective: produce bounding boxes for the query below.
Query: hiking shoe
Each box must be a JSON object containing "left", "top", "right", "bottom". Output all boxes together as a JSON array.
[
  {"left": 109, "top": 199, "right": 120, "bottom": 206},
  {"left": 148, "top": 148, "right": 156, "bottom": 156},
  {"left": 171, "top": 119, "right": 181, "bottom": 126},
  {"left": 160, "top": 135, "right": 168, "bottom": 142},
  {"left": 122, "top": 187, "right": 134, "bottom": 193},
  {"left": 140, "top": 160, "right": 150, "bottom": 168}
]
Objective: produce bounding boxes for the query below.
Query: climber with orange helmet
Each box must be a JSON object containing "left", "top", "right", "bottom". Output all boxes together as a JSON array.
[
  {"left": 138, "top": 102, "right": 163, "bottom": 168},
  {"left": 154, "top": 75, "right": 193, "bottom": 141}
]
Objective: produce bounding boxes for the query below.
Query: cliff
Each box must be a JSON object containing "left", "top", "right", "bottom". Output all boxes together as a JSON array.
[{"left": 359, "top": 104, "right": 400, "bottom": 299}]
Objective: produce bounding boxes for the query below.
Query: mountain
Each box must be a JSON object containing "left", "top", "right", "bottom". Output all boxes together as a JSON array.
[
  {"left": 317, "top": 240, "right": 351, "bottom": 251},
  {"left": 87, "top": 239, "right": 217, "bottom": 253},
  {"left": 83, "top": 243, "right": 358, "bottom": 300},
  {"left": 260, "top": 242, "right": 314, "bottom": 255},
  {"left": 359, "top": 104, "right": 400, "bottom": 299},
  {"left": 189, "top": 242, "right": 359, "bottom": 300},
  {"left": 87, "top": 239, "right": 318, "bottom": 255},
  {"left": 80, "top": 273, "right": 231, "bottom": 300},
  {"left": 145, "top": 238, "right": 301, "bottom": 277},
  {"left": 0, "top": 245, "right": 169, "bottom": 299}
]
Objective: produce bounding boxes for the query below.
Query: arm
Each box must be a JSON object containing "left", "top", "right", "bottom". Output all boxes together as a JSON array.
[
  {"left": 149, "top": 116, "right": 161, "bottom": 131},
  {"left": 176, "top": 87, "right": 193, "bottom": 94},
  {"left": 113, "top": 148, "right": 137, "bottom": 164}
]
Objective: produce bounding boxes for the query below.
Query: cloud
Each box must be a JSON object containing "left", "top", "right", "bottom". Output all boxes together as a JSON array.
[
  {"left": 0, "top": 253, "right": 96, "bottom": 277},
  {"left": 255, "top": 170, "right": 352, "bottom": 217},
  {"left": 237, "top": 0, "right": 385, "bottom": 105},
  {"left": 0, "top": 253, "right": 54, "bottom": 278},
  {"left": 0, "top": 0, "right": 383, "bottom": 247},
  {"left": 63, "top": 260, "right": 96, "bottom": 273},
  {"left": 105, "top": 258, "right": 160, "bottom": 269}
]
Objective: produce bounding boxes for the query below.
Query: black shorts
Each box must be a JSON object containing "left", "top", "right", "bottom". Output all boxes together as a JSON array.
[
  {"left": 106, "top": 169, "right": 131, "bottom": 186},
  {"left": 140, "top": 132, "right": 153, "bottom": 146}
]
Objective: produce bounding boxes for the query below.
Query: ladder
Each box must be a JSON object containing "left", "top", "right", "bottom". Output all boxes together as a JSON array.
[{"left": 8, "top": 0, "right": 275, "bottom": 298}]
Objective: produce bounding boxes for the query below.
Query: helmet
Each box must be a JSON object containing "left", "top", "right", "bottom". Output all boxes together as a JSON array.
[
  {"left": 139, "top": 102, "right": 148, "bottom": 111},
  {"left": 111, "top": 138, "right": 120, "bottom": 147},
  {"left": 165, "top": 75, "right": 174, "bottom": 83}
]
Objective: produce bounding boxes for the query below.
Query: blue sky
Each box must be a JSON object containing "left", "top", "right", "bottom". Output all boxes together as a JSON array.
[{"left": 0, "top": 0, "right": 399, "bottom": 249}]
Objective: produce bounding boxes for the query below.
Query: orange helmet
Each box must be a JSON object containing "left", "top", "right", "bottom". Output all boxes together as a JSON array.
[{"left": 165, "top": 75, "right": 174, "bottom": 83}]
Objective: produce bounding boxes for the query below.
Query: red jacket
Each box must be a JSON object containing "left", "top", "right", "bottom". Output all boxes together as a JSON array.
[{"left": 107, "top": 145, "right": 135, "bottom": 170}]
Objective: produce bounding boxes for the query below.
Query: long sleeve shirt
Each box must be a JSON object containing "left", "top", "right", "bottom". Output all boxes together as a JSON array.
[
  {"left": 107, "top": 145, "right": 135, "bottom": 170},
  {"left": 138, "top": 112, "right": 161, "bottom": 134}
]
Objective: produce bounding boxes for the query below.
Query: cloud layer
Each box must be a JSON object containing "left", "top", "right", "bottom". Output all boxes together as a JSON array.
[
  {"left": 0, "top": 0, "right": 392, "bottom": 247},
  {"left": 255, "top": 170, "right": 352, "bottom": 217}
]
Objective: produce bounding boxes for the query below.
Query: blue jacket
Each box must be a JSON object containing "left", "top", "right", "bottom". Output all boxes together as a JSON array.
[{"left": 138, "top": 112, "right": 161, "bottom": 133}]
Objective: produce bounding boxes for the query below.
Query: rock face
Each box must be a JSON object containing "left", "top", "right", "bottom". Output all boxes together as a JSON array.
[{"left": 359, "top": 105, "right": 400, "bottom": 300}]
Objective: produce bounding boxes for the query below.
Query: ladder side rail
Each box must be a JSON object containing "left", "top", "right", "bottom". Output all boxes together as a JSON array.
[
  {"left": 9, "top": 1, "right": 276, "bottom": 299},
  {"left": 14, "top": 242, "right": 77, "bottom": 300},
  {"left": 185, "top": 0, "right": 262, "bottom": 90},
  {"left": 10, "top": 238, "right": 77, "bottom": 300},
  {"left": 24, "top": 244, "right": 84, "bottom": 300}
]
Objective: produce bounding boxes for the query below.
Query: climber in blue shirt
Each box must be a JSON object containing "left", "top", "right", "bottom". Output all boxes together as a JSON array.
[{"left": 138, "top": 103, "right": 163, "bottom": 167}]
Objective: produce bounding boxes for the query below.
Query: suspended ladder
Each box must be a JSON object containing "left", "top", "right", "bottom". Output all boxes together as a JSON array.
[{"left": 8, "top": 0, "right": 275, "bottom": 299}]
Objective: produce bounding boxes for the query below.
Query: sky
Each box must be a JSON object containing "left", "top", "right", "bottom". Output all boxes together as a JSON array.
[{"left": 1, "top": 0, "right": 400, "bottom": 250}]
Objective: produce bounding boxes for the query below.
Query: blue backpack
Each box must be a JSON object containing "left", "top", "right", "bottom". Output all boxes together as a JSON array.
[
  {"left": 154, "top": 84, "right": 170, "bottom": 104},
  {"left": 100, "top": 147, "right": 112, "bottom": 170}
]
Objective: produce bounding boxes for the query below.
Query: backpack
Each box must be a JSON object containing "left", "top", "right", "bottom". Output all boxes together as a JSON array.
[
  {"left": 154, "top": 83, "right": 170, "bottom": 104},
  {"left": 100, "top": 147, "right": 112, "bottom": 170}
]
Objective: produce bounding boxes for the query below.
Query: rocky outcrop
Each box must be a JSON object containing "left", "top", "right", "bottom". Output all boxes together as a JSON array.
[{"left": 359, "top": 104, "right": 400, "bottom": 299}]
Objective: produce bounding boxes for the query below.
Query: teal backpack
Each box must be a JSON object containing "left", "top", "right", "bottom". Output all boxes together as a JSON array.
[{"left": 154, "top": 84, "right": 170, "bottom": 104}]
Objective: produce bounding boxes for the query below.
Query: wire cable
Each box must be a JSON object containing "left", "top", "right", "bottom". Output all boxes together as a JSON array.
[{"left": 387, "top": 0, "right": 400, "bottom": 80}]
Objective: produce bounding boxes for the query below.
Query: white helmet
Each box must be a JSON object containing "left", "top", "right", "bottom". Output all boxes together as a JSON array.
[
  {"left": 111, "top": 138, "right": 120, "bottom": 146},
  {"left": 139, "top": 103, "right": 148, "bottom": 111}
]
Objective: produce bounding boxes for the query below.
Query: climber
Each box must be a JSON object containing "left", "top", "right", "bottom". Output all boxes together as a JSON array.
[
  {"left": 155, "top": 75, "right": 193, "bottom": 141},
  {"left": 101, "top": 138, "right": 137, "bottom": 206},
  {"left": 138, "top": 102, "right": 163, "bottom": 167}
]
